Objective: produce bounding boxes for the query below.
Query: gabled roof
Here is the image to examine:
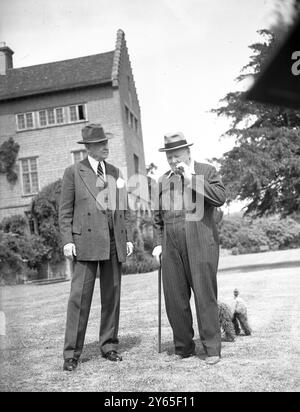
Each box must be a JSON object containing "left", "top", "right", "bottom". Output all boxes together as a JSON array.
[{"left": 0, "top": 51, "right": 115, "bottom": 102}]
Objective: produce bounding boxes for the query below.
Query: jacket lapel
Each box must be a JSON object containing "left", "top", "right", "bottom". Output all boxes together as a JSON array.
[
  {"left": 78, "top": 158, "right": 99, "bottom": 200},
  {"left": 104, "top": 161, "right": 118, "bottom": 180}
]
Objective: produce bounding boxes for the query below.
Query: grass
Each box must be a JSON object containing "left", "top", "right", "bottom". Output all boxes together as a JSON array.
[{"left": 0, "top": 266, "right": 300, "bottom": 392}]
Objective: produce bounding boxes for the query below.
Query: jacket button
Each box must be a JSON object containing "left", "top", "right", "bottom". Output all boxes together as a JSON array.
[
  {"left": 88, "top": 212, "right": 91, "bottom": 216},
  {"left": 88, "top": 229, "right": 91, "bottom": 232}
]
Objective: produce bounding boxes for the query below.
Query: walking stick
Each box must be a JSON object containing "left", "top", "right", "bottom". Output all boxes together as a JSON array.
[{"left": 158, "top": 255, "right": 162, "bottom": 353}]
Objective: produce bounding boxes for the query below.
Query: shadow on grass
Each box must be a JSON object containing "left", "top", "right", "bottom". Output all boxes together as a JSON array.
[{"left": 81, "top": 334, "right": 142, "bottom": 363}]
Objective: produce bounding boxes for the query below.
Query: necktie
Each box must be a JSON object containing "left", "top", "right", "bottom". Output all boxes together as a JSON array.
[{"left": 97, "top": 162, "right": 104, "bottom": 178}]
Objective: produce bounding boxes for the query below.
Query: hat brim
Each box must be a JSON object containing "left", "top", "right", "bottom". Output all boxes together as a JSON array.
[
  {"left": 77, "top": 135, "right": 114, "bottom": 144},
  {"left": 159, "top": 143, "right": 193, "bottom": 152}
]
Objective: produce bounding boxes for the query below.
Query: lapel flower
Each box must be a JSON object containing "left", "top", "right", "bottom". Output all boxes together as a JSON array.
[{"left": 116, "top": 177, "right": 125, "bottom": 189}]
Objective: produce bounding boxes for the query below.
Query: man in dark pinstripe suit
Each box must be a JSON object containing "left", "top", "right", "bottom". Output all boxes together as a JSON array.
[{"left": 152, "top": 132, "right": 226, "bottom": 365}]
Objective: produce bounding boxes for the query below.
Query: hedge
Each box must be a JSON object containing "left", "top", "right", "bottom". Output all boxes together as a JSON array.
[{"left": 219, "top": 214, "right": 300, "bottom": 254}]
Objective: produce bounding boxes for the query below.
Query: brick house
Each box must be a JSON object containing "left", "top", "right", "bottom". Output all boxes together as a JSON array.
[{"left": 0, "top": 30, "right": 146, "bottom": 224}]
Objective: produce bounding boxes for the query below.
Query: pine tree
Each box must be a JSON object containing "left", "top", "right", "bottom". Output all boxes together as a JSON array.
[{"left": 212, "top": 12, "right": 300, "bottom": 217}]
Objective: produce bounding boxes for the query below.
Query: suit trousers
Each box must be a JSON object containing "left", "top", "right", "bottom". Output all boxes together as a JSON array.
[
  {"left": 63, "top": 230, "right": 122, "bottom": 360},
  {"left": 162, "top": 217, "right": 221, "bottom": 357}
]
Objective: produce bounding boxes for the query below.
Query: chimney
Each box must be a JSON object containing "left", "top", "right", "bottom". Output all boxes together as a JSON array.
[{"left": 0, "top": 42, "right": 14, "bottom": 75}]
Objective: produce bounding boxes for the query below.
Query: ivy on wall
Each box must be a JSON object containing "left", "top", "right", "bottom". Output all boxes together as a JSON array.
[{"left": 0, "top": 137, "right": 20, "bottom": 183}]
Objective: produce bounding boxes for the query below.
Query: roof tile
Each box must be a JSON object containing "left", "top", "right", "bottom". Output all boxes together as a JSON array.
[{"left": 0, "top": 51, "right": 114, "bottom": 101}]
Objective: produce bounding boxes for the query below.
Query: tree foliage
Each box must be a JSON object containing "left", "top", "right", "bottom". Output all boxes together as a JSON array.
[
  {"left": 212, "top": 23, "right": 300, "bottom": 217},
  {"left": 0, "top": 137, "right": 20, "bottom": 183},
  {"left": 31, "top": 179, "right": 64, "bottom": 264}
]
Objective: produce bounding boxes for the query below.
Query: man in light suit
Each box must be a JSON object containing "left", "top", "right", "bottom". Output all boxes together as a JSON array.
[
  {"left": 59, "top": 124, "right": 133, "bottom": 371},
  {"left": 152, "top": 132, "right": 226, "bottom": 365}
]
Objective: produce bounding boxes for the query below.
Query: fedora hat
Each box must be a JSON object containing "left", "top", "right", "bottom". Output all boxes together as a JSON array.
[
  {"left": 159, "top": 132, "right": 193, "bottom": 152},
  {"left": 77, "top": 124, "right": 113, "bottom": 144}
]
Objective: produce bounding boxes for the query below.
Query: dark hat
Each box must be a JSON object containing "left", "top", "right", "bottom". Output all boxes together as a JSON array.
[
  {"left": 159, "top": 132, "right": 193, "bottom": 152},
  {"left": 77, "top": 124, "right": 113, "bottom": 144}
]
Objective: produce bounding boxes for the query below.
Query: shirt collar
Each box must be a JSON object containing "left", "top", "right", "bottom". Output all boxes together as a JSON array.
[{"left": 87, "top": 155, "right": 105, "bottom": 176}]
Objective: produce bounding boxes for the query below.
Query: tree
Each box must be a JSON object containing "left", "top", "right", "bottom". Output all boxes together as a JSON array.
[
  {"left": 212, "top": 20, "right": 300, "bottom": 217},
  {"left": 0, "top": 137, "right": 20, "bottom": 183},
  {"left": 146, "top": 162, "right": 158, "bottom": 176},
  {"left": 31, "top": 179, "right": 64, "bottom": 264}
]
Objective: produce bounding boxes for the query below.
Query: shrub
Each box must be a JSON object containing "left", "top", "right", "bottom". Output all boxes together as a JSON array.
[
  {"left": 122, "top": 212, "right": 159, "bottom": 274},
  {"left": 0, "top": 137, "right": 20, "bottom": 183},
  {"left": 0, "top": 230, "right": 49, "bottom": 284},
  {"left": 257, "top": 216, "right": 300, "bottom": 250},
  {"left": 219, "top": 214, "right": 300, "bottom": 254},
  {"left": 142, "top": 233, "right": 155, "bottom": 254},
  {"left": 31, "top": 179, "right": 64, "bottom": 264},
  {"left": 0, "top": 214, "right": 28, "bottom": 236},
  {"left": 234, "top": 226, "right": 269, "bottom": 254},
  {"left": 123, "top": 254, "right": 159, "bottom": 274},
  {"left": 0, "top": 231, "right": 24, "bottom": 284}
]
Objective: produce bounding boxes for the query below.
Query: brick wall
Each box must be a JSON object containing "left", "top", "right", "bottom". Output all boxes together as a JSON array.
[
  {"left": 0, "top": 82, "right": 144, "bottom": 219},
  {"left": 116, "top": 37, "right": 146, "bottom": 180}
]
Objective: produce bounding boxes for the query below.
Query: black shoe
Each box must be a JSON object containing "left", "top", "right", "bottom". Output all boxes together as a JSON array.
[
  {"left": 103, "top": 350, "right": 123, "bottom": 362},
  {"left": 63, "top": 358, "right": 78, "bottom": 372},
  {"left": 178, "top": 351, "right": 196, "bottom": 359}
]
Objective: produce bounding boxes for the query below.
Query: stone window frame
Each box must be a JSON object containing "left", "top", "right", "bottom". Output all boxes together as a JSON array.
[
  {"left": 71, "top": 149, "right": 87, "bottom": 164},
  {"left": 16, "top": 103, "right": 88, "bottom": 131},
  {"left": 19, "top": 156, "right": 40, "bottom": 196},
  {"left": 124, "top": 104, "right": 139, "bottom": 133},
  {"left": 16, "top": 112, "right": 35, "bottom": 131}
]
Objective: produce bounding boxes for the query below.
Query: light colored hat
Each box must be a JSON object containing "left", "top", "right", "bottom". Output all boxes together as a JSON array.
[
  {"left": 77, "top": 123, "right": 114, "bottom": 144},
  {"left": 159, "top": 132, "right": 193, "bottom": 152}
]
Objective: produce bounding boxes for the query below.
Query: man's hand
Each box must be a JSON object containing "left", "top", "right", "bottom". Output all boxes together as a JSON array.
[
  {"left": 175, "top": 162, "right": 194, "bottom": 181},
  {"left": 152, "top": 245, "right": 162, "bottom": 263},
  {"left": 63, "top": 243, "right": 77, "bottom": 260},
  {"left": 126, "top": 242, "right": 134, "bottom": 256}
]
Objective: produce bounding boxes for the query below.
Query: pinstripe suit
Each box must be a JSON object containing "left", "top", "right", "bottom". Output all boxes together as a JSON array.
[{"left": 153, "top": 161, "right": 226, "bottom": 357}]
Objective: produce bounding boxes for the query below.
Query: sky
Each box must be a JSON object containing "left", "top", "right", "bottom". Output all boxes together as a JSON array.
[{"left": 0, "top": 0, "right": 294, "bottom": 181}]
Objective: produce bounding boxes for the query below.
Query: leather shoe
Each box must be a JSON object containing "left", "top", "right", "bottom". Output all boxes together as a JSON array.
[
  {"left": 205, "top": 356, "right": 221, "bottom": 365},
  {"left": 178, "top": 351, "right": 196, "bottom": 359},
  {"left": 103, "top": 350, "right": 122, "bottom": 362},
  {"left": 63, "top": 358, "right": 78, "bottom": 371}
]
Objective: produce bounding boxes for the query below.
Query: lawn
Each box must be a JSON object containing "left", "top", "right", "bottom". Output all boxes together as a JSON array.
[{"left": 0, "top": 266, "right": 299, "bottom": 392}]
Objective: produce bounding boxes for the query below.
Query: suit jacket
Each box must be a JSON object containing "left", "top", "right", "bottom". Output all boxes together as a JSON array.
[
  {"left": 153, "top": 161, "right": 226, "bottom": 264},
  {"left": 59, "top": 158, "right": 132, "bottom": 262}
]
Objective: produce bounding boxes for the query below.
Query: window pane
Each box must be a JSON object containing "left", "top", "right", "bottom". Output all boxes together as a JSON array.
[
  {"left": 47, "top": 109, "right": 55, "bottom": 124},
  {"left": 26, "top": 113, "right": 34, "bottom": 128},
  {"left": 73, "top": 150, "right": 86, "bottom": 163},
  {"left": 21, "top": 159, "right": 29, "bottom": 173},
  {"left": 125, "top": 107, "right": 130, "bottom": 125},
  {"left": 78, "top": 105, "right": 85, "bottom": 120},
  {"left": 134, "top": 154, "right": 139, "bottom": 174},
  {"left": 73, "top": 152, "right": 81, "bottom": 163},
  {"left": 134, "top": 117, "right": 138, "bottom": 132},
  {"left": 56, "top": 108, "right": 64, "bottom": 124},
  {"left": 30, "top": 158, "right": 37, "bottom": 171},
  {"left": 17, "top": 114, "right": 25, "bottom": 130},
  {"left": 23, "top": 173, "right": 31, "bottom": 194},
  {"left": 130, "top": 113, "right": 134, "bottom": 128},
  {"left": 31, "top": 173, "right": 39, "bottom": 193},
  {"left": 39, "top": 111, "right": 47, "bottom": 126},
  {"left": 69, "top": 106, "right": 77, "bottom": 122}
]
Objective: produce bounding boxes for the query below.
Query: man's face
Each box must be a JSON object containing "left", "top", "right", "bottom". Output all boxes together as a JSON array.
[
  {"left": 166, "top": 147, "right": 190, "bottom": 171},
  {"left": 86, "top": 141, "right": 109, "bottom": 161}
]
